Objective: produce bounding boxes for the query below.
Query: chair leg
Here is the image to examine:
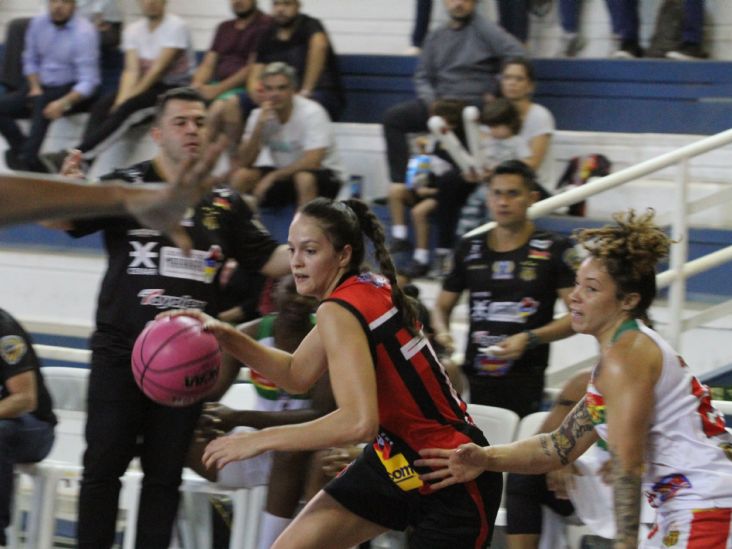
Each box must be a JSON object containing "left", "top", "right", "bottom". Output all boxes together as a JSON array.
[{"left": 120, "top": 470, "right": 143, "bottom": 549}]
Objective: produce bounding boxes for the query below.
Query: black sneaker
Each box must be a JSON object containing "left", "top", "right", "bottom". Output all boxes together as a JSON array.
[
  {"left": 4, "top": 149, "right": 25, "bottom": 170},
  {"left": 389, "top": 238, "right": 412, "bottom": 254},
  {"left": 403, "top": 260, "right": 430, "bottom": 279},
  {"left": 612, "top": 40, "right": 643, "bottom": 59},
  {"left": 39, "top": 150, "right": 70, "bottom": 174},
  {"left": 666, "top": 42, "right": 708, "bottom": 60}
]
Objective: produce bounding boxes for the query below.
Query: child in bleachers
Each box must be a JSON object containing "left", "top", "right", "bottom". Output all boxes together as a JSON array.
[
  {"left": 454, "top": 97, "right": 531, "bottom": 239},
  {"left": 387, "top": 98, "right": 465, "bottom": 278}
]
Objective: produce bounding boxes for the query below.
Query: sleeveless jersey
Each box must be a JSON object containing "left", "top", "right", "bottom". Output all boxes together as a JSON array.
[
  {"left": 585, "top": 319, "right": 732, "bottom": 512},
  {"left": 443, "top": 229, "right": 577, "bottom": 378},
  {"left": 326, "top": 272, "right": 484, "bottom": 494}
]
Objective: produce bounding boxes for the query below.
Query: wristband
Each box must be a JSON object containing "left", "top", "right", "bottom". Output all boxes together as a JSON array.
[
  {"left": 62, "top": 99, "right": 72, "bottom": 112},
  {"left": 523, "top": 329, "right": 541, "bottom": 350}
]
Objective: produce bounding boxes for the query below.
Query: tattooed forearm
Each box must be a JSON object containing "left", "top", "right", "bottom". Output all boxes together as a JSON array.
[
  {"left": 549, "top": 398, "right": 595, "bottom": 465},
  {"left": 611, "top": 451, "right": 641, "bottom": 548}
]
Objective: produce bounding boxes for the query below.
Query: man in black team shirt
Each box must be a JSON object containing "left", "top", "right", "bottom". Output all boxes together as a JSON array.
[
  {"left": 0, "top": 308, "right": 56, "bottom": 547},
  {"left": 432, "top": 160, "right": 577, "bottom": 418},
  {"left": 61, "top": 87, "right": 290, "bottom": 549}
]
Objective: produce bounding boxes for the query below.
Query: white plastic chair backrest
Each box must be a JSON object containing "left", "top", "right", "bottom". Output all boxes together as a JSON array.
[
  {"left": 466, "top": 403, "right": 520, "bottom": 446},
  {"left": 516, "top": 411, "right": 550, "bottom": 440},
  {"left": 40, "top": 366, "right": 90, "bottom": 412},
  {"left": 46, "top": 410, "right": 86, "bottom": 464},
  {"left": 220, "top": 382, "right": 258, "bottom": 410}
]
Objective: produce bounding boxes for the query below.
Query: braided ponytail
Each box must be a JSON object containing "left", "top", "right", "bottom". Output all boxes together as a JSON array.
[
  {"left": 343, "top": 200, "right": 421, "bottom": 335},
  {"left": 300, "top": 198, "right": 421, "bottom": 335}
]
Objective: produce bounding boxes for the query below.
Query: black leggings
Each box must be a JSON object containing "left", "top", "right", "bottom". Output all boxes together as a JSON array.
[{"left": 505, "top": 472, "right": 575, "bottom": 535}]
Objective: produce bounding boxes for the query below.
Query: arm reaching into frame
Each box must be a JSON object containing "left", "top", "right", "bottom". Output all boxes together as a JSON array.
[
  {"left": 415, "top": 397, "right": 599, "bottom": 490},
  {"left": 0, "top": 137, "right": 226, "bottom": 251}
]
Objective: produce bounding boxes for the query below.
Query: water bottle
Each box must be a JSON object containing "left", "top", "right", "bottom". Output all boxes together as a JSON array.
[
  {"left": 349, "top": 175, "right": 363, "bottom": 199},
  {"left": 405, "top": 153, "right": 431, "bottom": 189}
]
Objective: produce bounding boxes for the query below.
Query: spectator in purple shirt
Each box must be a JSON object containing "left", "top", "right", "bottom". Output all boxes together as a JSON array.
[{"left": 0, "top": 0, "right": 100, "bottom": 173}]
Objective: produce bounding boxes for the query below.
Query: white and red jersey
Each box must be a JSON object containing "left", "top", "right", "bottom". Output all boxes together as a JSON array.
[{"left": 585, "top": 319, "right": 732, "bottom": 513}]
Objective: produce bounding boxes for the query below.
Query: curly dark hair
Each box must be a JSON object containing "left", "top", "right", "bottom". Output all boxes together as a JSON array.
[{"left": 574, "top": 209, "right": 672, "bottom": 323}]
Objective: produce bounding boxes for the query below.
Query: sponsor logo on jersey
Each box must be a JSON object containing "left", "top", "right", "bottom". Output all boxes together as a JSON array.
[
  {"left": 662, "top": 530, "right": 679, "bottom": 547},
  {"left": 585, "top": 390, "right": 605, "bottom": 426},
  {"left": 519, "top": 260, "right": 537, "bottom": 281},
  {"left": 213, "top": 196, "right": 231, "bottom": 210},
  {"left": 127, "top": 229, "right": 161, "bottom": 238},
  {"left": 202, "top": 206, "right": 220, "bottom": 231},
  {"left": 0, "top": 335, "right": 27, "bottom": 365},
  {"left": 128, "top": 241, "right": 159, "bottom": 275},
  {"left": 492, "top": 260, "right": 515, "bottom": 280},
  {"left": 646, "top": 474, "right": 692, "bottom": 508},
  {"left": 518, "top": 297, "right": 539, "bottom": 318},
  {"left": 563, "top": 247, "right": 581, "bottom": 269},
  {"left": 181, "top": 208, "right": 195, "bottom": 227},
  {"left": 373, "top": 438, "right": 422, "bottom": 492},
  {"left": 471, "top": 300, "right": 533, "bottom": 324},
  {"left": 465, "top": 241, "right": 483, "bottom": 262},
  {"left": 720, "top": 442, "right": 732, "bottom": 462},
  {"left": 357, "top": 272, "right": 389, "bottom": 288},
  {"left": 529, "top": 239, "right": 551, "bottom": 250},
  {"left": 137, "top": 289, "right": 206, "bottom": 310},
  {"left": 528, "top": 249, "right": 550, "bottom": 260},
  {"left": 159, "top": 245, "right": 222, "bottom": 283}
]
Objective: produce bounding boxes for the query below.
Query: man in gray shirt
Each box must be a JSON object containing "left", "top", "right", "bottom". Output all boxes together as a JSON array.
[{"left": 383, "top": 0, "right": 524, "bottom": 186}]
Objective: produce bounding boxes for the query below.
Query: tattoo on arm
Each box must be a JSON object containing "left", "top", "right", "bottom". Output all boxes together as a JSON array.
[
  {"left": 549, "top": 398, "right": 595, "bottom": 465},
  {"left": 610, "top": 450, "right": 641, "bottom": 547}
]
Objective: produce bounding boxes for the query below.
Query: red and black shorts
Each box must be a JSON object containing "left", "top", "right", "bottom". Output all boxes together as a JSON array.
[{"left": 324, "top": 442, "right": 502, "bottom": 548}]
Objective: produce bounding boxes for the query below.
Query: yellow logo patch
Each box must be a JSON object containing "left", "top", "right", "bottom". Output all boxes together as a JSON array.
[
  {"left": 375, "top": 447, "right": 423, "bottom": 491},
  {"left": 663, "top": 530, "right": 679, "bottom": 546},
  {"left": 0, "top": 335, "right": 27, "bottom": 365}
]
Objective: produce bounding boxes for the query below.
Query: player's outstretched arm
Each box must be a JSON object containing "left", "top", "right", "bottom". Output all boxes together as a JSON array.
[
  {"left": 416, "top": 398, "right": 599, "bottom": 489},
  {"left": 0, "top": 137, "right": 225, "bottom": 251}
]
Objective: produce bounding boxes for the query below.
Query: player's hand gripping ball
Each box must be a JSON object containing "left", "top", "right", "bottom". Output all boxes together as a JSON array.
[{"left": 132, "top": 314, "right": 221, "bottom": 406}]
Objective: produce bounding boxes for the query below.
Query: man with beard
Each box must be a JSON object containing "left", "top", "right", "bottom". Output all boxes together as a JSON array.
[
  {"left": 382, "top": 0, "right": 524, "bottom": 195},
  {"left": 193, "top": 0, "right": 272, "bottom": 145},
  {"left": 53, "top": 87, "right": 290, "bottom": 548},
  {"left": 213, "top": 0, "right": 343, "bottom": 149},
  {"left": 0, "top": 0, "right": 100, "bottom": 172},
  {"left": 40, "top": 0, "right": 196, "bottom": 174}
]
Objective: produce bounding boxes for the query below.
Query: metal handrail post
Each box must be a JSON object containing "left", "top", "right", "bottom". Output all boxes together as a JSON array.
[{"left": 667, "top": 158, "right": 689, "bottom": 349}]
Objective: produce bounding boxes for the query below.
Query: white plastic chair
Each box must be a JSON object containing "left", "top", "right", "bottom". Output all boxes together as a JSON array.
[
  {"left": 466, "top": 403, "right": 520, "bottom": 446},
  {"left": 176, "top": 383, "right": 266, "bottom": 549},
  {"left": 11, "top": 367, "right": 142, "bottom": 549}
]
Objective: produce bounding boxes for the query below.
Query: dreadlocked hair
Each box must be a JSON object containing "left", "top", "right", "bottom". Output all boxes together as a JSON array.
[
  {"left": 574, "top": 209, "right": 672, "bottom": 324},
  {"left": 300, "top": 198, "right": 421, "bottom": 336}
]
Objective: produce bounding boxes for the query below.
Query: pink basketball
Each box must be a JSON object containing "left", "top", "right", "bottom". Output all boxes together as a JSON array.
[{"left": 131, "top": 315, "right": 221, "bottom": 407}]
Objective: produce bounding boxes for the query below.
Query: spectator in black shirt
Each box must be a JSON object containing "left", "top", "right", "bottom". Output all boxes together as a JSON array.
[{"left": 0, "top": 308, "right": 56, "bottom": 547}]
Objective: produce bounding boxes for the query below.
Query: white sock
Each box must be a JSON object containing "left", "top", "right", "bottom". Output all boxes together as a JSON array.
[
  {"left": 392, "top": 225, "right": 408, "bottom": 239},
  {"left": 413, "top": 248, "right": 430, "bottom": 264},
  {"left": 257, "top": 511, "right": 292, "bottom": 549}
]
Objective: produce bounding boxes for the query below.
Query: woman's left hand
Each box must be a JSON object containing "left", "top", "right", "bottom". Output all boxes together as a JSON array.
[{"left": 202, "top": 430, "right": 265, "bottom": 470}]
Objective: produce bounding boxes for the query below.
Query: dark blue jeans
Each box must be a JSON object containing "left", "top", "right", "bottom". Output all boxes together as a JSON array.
[
  {"left": 0, "top": 414, "right": 55, "bottom": 540},
  {"left": 605, "top": 0, "right": 704, "bottom": 43}
]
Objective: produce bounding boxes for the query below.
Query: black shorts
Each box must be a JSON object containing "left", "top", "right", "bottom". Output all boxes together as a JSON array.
[
  {"left": 257, "top": 166, "right": 342, "bottom": 208},
  {"left": 324, "top": 442, "right": 502, "bottom": 548}
]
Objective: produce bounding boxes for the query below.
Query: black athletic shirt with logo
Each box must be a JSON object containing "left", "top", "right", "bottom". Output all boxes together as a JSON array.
[
  {"left": 0, "top": 308, "right": 56, "bottom": 425},
  {"left": 69, "top": 160, "right": 279, "bottom": 355},
  {"left": 443, "top": 229, "right": 576, "bottom": 379}
]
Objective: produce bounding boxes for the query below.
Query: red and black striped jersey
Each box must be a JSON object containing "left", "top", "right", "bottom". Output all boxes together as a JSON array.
[{"left": 325, "top": 273, "right": 481, "bottom": 460}]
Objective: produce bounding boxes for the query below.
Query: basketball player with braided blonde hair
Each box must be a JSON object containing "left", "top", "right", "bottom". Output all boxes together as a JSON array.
[{"left": 418, "top": 209, "right": 732, "bottom": 548}]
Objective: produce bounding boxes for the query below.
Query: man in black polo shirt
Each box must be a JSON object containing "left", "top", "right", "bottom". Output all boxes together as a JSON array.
[
  {"left": 62, "top": 87, "right": 290, "bottom": 549},
  {"left": 433, "top": 160, "right": 577, "bottom": 418},
  {"left": 0, "top": 308, "right": 56, "bottom": 547}
]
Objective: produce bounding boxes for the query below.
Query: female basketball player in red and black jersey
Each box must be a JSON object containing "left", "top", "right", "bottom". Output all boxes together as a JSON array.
[{"left": 167, "top": 197, "right": 502, "bottom": 548}]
